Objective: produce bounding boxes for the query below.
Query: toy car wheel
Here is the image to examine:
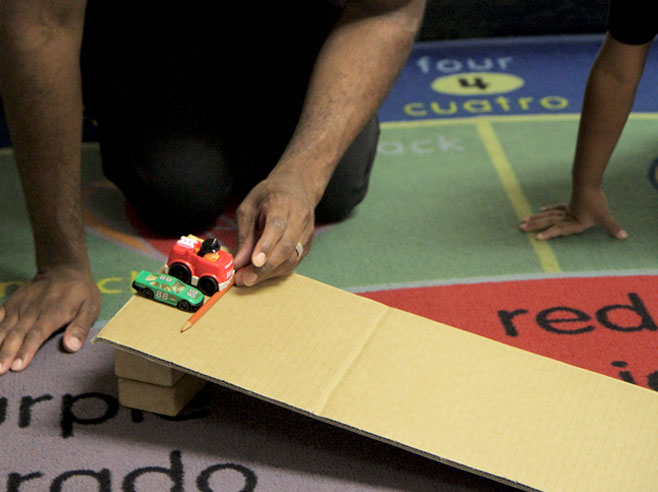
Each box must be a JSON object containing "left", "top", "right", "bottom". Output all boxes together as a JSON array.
[
  {"left": 142, "top": 289, "right": 154, "bottom": 300},
  {"left": 198, "top": 276, "right": 219, "bottom": 296},
  {"left": 168, "top": 262, "right": 192, "bottom": 284},
  {"left": 177, "top": 300, "right": 191, "bottom": 312}
]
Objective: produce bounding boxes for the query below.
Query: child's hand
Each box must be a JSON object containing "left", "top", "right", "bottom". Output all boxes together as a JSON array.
[{"left": 519, "top": 187, "right": 628, "bottom": 241}]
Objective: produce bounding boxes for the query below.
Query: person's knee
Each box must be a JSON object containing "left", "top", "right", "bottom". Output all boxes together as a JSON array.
[
  {"left": 315, "top": 186, "right": 368, "bottom": 223},
  {"left": 103, "top": 137, "right": 233, "bottom": 235},
  {"left": 131, "top": 184, "right": 230, "bottom": 236}
]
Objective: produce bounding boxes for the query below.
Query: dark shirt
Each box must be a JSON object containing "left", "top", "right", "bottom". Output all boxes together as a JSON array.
[{"left": 608, "top": 0, "right": 658, "bottom": 45}]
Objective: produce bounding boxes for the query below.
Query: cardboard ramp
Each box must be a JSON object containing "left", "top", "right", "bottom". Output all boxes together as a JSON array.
[{"left": 95, "top": 274, "right": 658, "bottom": 491}]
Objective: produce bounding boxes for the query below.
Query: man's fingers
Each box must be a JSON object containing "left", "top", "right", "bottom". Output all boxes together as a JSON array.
[
  {"left": 251, "top": 212, "right": 288, "bottom": 268},
  {"left": 0, "top": 316, "right": 41, "bottom": 373},
  {"left": 0, "top": 333, "right": 23, "bottom": 374},
  {"left": 62, "top": 322, "right": 89, "bottom": 352},
  {"left": 235, "top": 241, "right": 303, "bottom": 287},
  {"left": 0, "top": 308, "right": 34, "bottom": 374},
  {"left": 236, "top": 229, "right": 309, "bottom": 288},
  {"left": 9, "top": 320, "right": 56, "bottom": 371},
  {"left": 234, "top": 174, "right": 315, "bottom": 288},
  {"left": 259, "top": 207, "right": 308, "bottom": 267},
  {"left": 234, "top": 265, "right": 257, "bottom": 287},
  {"left": 0, "top": 309, "right": 15, "bottom": 347},
  {"left": 235, "top": 259, "right": 297, "bottom": 288},
  {"left": 7, "top": 314, "right": 91, "bottom": 372},
  {"left": 0, "top": 330, "right": 20, "bottom": 375},
  {"left": 234, "top": 232, "right": 257, "bottom": 271},
  {"left": 62, "top": 298, "right": 98, "bottom": 353},
  {"left": 234, "top": 200, "right": 259, "bottom": 269},
  {"left": 8, "top": 301, "right": 86, "bottom": 371},
  {"left": 234, "top": 208, "right": 285, "bottom": 288},
  {"left": 0, "top": 271, "right": 101, "bottom": 375}
]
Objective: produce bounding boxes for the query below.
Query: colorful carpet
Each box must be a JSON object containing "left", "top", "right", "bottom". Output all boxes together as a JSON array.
[{"left": 2, "top": 35, "right": 658, "bottom": 491}]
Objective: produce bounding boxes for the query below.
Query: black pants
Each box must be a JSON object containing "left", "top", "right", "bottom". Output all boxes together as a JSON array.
[{"left": 80, "top": 1, "right": 379, "bottom": 235}]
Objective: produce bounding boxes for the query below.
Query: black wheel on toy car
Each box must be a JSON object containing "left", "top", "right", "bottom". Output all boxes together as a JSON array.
[
  {"left": 177, "top": 300, "right": 191, "bottom": 312},
  {"left": 169, "top": 262, "right": 192, "bottom": 284},
  {"left": 198, "top": 276, "right": 219, "bottom": 296},
  {"left": 142, "top": 289, "right": 154, "bottom": 300}
]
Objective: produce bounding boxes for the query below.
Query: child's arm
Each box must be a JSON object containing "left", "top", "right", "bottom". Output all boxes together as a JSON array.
[{"left": 520, "top": 34, "right": 651, "bottom": 240}]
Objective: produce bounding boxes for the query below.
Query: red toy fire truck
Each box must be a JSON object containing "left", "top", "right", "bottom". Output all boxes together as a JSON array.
[{"left": 164, "top": 235, "right": 234, "bottom": 296}]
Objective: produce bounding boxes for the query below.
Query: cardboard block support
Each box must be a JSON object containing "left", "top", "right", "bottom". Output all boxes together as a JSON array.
[
  {"left": 117, "top": 374, "right": 207, "bottom": 416},
  {"left": 95, "top": 274, "right": 658, "bottom": 491},
  {"left": 115, "top": 349, "right": 185, "bottom": 386}
]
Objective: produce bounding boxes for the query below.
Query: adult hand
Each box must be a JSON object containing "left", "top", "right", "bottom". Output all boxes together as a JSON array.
[
  {"left": 519, "top": 187, "right": 628, "bottom": 240},
  {"left": 233, "top": 172, "right": 315, "bottom": 287},
  {"left": 0, "top": 266, "right": 101, "bottom": 375}
]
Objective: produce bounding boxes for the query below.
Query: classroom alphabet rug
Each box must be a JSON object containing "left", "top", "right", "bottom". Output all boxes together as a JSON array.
[{"left": 2, "top": 35, "right": 658, "bottom": 491}]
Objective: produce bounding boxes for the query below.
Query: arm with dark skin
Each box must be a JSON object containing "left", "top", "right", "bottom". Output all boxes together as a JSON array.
[
  {"left": 233, "top": 0, "right": 426, "bottom": 286},
  {"left": 519, "top": 33, "right": 651, "bottom": 240},
  {"left": 0, "top": 0, "right": 423, "bottom": 373},
  {"left": 0, "top": 0, "right": 99, "bottom": 375}
]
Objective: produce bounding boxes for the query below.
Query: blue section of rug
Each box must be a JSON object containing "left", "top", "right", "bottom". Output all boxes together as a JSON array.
[{"left": 380, "top": 35, "right": 658, "bottom": 121}]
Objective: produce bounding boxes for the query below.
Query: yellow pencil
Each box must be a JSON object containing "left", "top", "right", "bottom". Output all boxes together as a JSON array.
[{"left": 181, "top": 278, "right": 234, "bottom": 333}]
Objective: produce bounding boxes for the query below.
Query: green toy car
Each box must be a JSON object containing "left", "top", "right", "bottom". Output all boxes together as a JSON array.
[{"left": 132, "top": 270, "right": 205, "bottom": 312}]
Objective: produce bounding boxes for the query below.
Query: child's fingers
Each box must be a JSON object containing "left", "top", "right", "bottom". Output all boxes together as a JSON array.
[
  {"left": 535, "top": 222, "right": 586, "bottom": 240},
  {"left": 599, "top": 214, "right": 628, "bottom": 239},
  {"left": 539, "top": 203, "right": 567, "bottom": 212},
  {"left": 520, "top": 210, "right": 568, "bottom": 231}
]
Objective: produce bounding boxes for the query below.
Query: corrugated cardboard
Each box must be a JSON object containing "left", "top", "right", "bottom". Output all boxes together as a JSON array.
[{"left": 95, "top": 273, "right": 658, "bottom": 491}]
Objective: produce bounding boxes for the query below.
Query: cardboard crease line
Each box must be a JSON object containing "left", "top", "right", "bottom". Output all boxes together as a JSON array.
[{"left": 311, "top": 308, "right": 388, "bottom": 415}]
